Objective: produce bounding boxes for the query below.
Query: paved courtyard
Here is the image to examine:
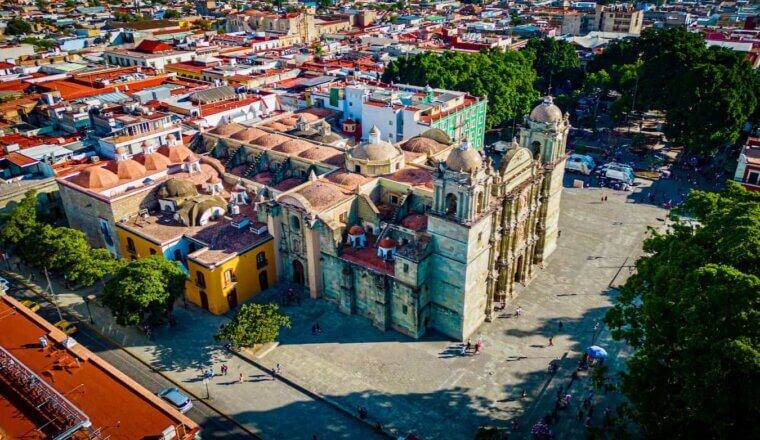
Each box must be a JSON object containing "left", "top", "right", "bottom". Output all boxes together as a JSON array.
[{"left": 252, "top": 178, "right": 669, "bottom": 439}]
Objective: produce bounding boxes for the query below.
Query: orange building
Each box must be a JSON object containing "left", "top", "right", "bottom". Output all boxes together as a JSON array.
[{"left": 0, "top": 295, "right": 200, "bottom": 440}]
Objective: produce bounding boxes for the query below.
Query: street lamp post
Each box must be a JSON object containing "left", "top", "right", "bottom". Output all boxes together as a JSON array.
[
  {"left": 203, "top": 377, "right": 210, "bottom": 399},
  {"left": 84, "top": 294, "right": 96, "bottom": 325}
]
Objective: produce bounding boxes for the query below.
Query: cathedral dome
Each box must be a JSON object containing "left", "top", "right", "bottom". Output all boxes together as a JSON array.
[
  {"left": 419, "top": 128, "right": 452, "bottom": 145},
  {"left": 402, "top": 137, "right": 448, "bottom": 154},
  {"left": 529, "top": 96, "right": 563, "bottom": 124},
  {"left": 209, "top": 123, "right": 245, "bottom": 137},
  {"left": 230, "top": 127, "right": 267, "bottom": 142},
  {"left": 445, "top": 139, "right": 482, "bottom": 173},
  {"left": 158, "top": 178, "right": 199, "bottom": 199},
  {"left": 71, "top": 166, "right": 119, "bottom": 189},
  {"left": 350, "top": 126, "right": 400, "bottom": 161},
  {"left": 105, "top": 148, "right": 147, "bottom": 180}
]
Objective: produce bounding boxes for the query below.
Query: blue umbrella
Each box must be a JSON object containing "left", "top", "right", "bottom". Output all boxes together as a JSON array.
[{"left": 585, "top": 345, "right": 608, "bottom": 359}]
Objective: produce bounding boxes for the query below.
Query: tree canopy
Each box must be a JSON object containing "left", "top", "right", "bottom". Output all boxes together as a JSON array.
[
  {"left": 605, "top": 182, "right": 760, "bottom": 439},
  {"left": 589, "top": 27, "right": 760, "bottom": 155},
  {"left": 381, "top": 50, "right": 539, "bottom": 129},
  {"left": 524, "top": 37, "right": 582, "bottom": 93},
  {"left": 6, "top": 19, "right": 32, "bottom": 36},
  {"left": 0, "top": 190, "right": 121, "bottom": 286},
  {"left": 102, "top": 256, "right": 186, "bottom": 326},
  {"left": 163, "top": 9, "right": 180, "bottom": 19},
  {"left": 215, "top": 303, "right": 291, "bottom": 348}
]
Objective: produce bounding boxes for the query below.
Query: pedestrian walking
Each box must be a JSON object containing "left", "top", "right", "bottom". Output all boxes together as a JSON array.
[
  {"left": 209, "top": 367, "right": 215, "bottom": 377},
  {"left": 460, "top": 344, "right": 467, "bottom": 356},
  {"left": 515, "top": 306, "right": 522, "bottom": 318},
  {"left": 270, "top": 367, "right": 277, "bottom": 381},
  {"left": 475, "top": 341, "right": 481, "bottom": 354},
  {"left": 521, "top": 389, "right": 527, "bottom": 399},
  {"left": 466, "top": 338, "right": 472, "bottom": 352},
  {"left": 275, "top": 363, "right": 282, "bottom": 375},
  {"left": 548, "top": 336, "right": 554, "bottom": 346},
  {"left": 239, "top": 372, "right": 244, "bottom": 383},
  {"left": 221, "top": 364, "right": 228, "bottom": 376},
  {"left": 557, "top": 230, "right": 561, "bottom": 239},
  {"left": 558, "top": 320, "right": 564, "bottom": 330}
]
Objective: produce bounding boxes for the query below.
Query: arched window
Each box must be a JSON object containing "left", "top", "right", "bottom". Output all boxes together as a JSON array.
[
  {"left": 445, "top": 193, "right": 458, "bottom": 216},
  {"left": 127, "top": 237, "right": 136, "bottom": 253},
  {"left": 290, "top": 215, "right": 301, "bottom": 231},
  {"left": 476, "top": 192, "right": 484, "bottom": 214},
  {"left": 224, "top": 269, "right": 234, "bottom": 286},
  {"left": 196, "top": 271, "right": 206, "bottom": 288}
]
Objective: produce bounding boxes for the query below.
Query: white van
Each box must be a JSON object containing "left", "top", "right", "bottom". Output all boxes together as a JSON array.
[
  {"left": 565, "top": 154, "right": 596, "bottom": 175},
  {"left": 602, "top": 162, "right": 636, "bottom": 185}
]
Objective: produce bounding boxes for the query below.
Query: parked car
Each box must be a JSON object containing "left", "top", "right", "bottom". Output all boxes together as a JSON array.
[
  {"left": 597, "top": 162, "right": 635, "bottom": 185},
  {"left": 565, "top": 154, "right": 596, "bottom": 175},
  {"left": 21, "top": 300, "right": 41, "bottom": 313},
  {"left": 54, "top": 320, "right": 77, "bottom": 336},
  {"left": 157, "top": 387, "right": 193, "bottom": 414}
]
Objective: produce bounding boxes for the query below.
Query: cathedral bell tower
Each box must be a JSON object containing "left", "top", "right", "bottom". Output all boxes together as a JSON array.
[{"left": 519, "top": 96, "right": 569, "bottom": 261}]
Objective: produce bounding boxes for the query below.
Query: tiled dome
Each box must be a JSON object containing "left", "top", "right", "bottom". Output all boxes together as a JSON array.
[
  {"left": 273, "top": 139, "right": 315, "bottom": 155},
  {"left": 299, "top": 146, "right": 343, "bottom": 163},
  {"left": 71, "top": 166, "right": 119, "bottom": 189},
  {"left": 529, "top": 97, "right": 563, "bottom": 124},
  {"left": 446, "top": 140, "right": 483, "bottom": 173},
  {"left": 230, "top": 127, "right": 267, "bottom": 142},
  {"left": 209, "top": 123, "right": 245, "bottom": 136},
  {"left": 105, "top": 157, "right": 147, "bottom": 180},
  {"left": 158, "top": 144, "right": 199, "bottom": 163},
  {"left": 252, "top": 133, "right": 289, "bottom": 149},
  {"left": 136, "top": 151, "right": 172, "bottom": 171},
  {"left": 402, "top": 137, "right": 448, "bottom": 154}
]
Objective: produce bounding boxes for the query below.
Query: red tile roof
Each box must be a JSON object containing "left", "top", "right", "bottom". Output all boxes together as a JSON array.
[
  {"left": 0, "top": 295, "right": 199, "bottom": 440},
  {"left": 135, "top": 39, "right": 174, "bottom": 54},
  {"left": 5, "top": 152, "right": 38, "bottom": 167}
]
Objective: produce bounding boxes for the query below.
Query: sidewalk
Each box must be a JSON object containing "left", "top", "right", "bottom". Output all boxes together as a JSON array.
[{"left": 5, "top": 264, "right": 385, "bottom": 440}]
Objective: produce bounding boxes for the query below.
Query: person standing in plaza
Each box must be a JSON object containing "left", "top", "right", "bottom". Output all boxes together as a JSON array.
[
  {"left": 515, "top": 306, "right": 522, "bottom": 318},
  {"left": 548, "top": 336, "right": 554, "bottom": 346},
  {"left": 239, "top": 372, "right": 244, "bottom": 384},
  {"left": 221, "top": 364, "right": 228, "bottom": 376}
]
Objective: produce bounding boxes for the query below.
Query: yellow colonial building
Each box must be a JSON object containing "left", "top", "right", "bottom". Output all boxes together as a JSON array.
[{"left": 116, "top": 177, "right": 277, "bottom": 314}]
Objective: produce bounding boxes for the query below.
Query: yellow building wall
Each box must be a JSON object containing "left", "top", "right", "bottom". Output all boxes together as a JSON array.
[
  {"left": 165, "top": 65, "right": 203, "bottom": 81},
  {"left": 185, "top": 239, "right": 276, "bottom": 314},
  {"left": 116, "top": 227, "right": 164, "bottom": 260}
]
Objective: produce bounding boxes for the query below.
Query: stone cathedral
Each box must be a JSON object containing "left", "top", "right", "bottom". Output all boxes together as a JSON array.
[{"left": 204, "top": 97, "right": 569, "bottom": 340}]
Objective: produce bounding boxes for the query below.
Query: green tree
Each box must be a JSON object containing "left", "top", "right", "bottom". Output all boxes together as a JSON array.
[
  {"left": 524, "top": 37, "right": 581, "bottom": 92},
  {"left": 382, "top": 50, "right": 538, "bottom": 129},
  {"left": 64, "top": 0, "right": 75, "bottom": 7},
  {"left": 605, "top": 182, "right": 760, "bottom": 439},
  {"left": 509, "top": 10, "right": 520, "bottom": 26},
  {"left": 67, "top": 248, "right": 123, "bottom": 287},
  {"left": 163, "top": 8, "right": 180, "bottom": 19},
  {"left": 317, "top": 0, "right": 332, "bottom": 10},
  {"left": 0, "top": 190, "right": 38, "bottom": 248},
  {"left": 197, "top": 19, "right": 213, "bottom": 31},
  {"left": 5, "top": 19, "right": 32, "bottom": 36},
  {"left": 102, "top": 256, "right": 186, "bottom": 326},
  {"left": 215, "top": 303, "right": 291, "bottom": 348},
  {"left": 588, "top": 27, "right": 760, "bottom": 155}
]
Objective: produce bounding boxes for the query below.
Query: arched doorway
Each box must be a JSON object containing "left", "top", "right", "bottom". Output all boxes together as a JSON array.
[
  {"left": 227, "top": 288, "right": 238, "bottom": 310},
  {"left": 514, "top": 254, "right": 524, "bottom": 283},
  {"left": 199, "top": 291, "right": 209, "bottom": 310},
  {"left": 293, "top": 259, "right": 305, "bottom": 285},
  {"left": 259, "top": 270, "right": 269, "bottom": 291}
]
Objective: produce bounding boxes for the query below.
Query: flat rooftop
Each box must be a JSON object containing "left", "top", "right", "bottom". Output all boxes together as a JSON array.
[{"left": 0, "top": 295, "right": 199, "bottom": 440}]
